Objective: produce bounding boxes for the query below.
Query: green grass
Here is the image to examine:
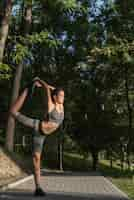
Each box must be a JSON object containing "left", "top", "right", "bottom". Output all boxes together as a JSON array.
[
  {"left": 99, "top": 160, "right": 134, "bottom": 200},
  {"left": 111, "top": 178, "right": 134, "bottom": 200},
  {"left": 42, "top": 151, "right": 92, "bottom": 171},
  {"left": 99, "top": 159, "right": 134, "bottom": 178},
  {"left": 63, "top": 152, "right": 92, "bottom": 171}
]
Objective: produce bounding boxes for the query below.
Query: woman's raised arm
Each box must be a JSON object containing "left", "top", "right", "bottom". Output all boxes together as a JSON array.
[{"left": 36, "top": 78, "right": 54, "bottom": 106}]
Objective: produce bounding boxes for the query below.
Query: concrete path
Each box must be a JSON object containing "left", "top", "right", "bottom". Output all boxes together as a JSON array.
[{"left": 0, "top": 170, "right": 129, "bottom": 200}]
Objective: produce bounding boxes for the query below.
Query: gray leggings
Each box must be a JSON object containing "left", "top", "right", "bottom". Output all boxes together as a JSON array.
[{"left": 12, "top": 112, "right": 47, "bottom": 154}]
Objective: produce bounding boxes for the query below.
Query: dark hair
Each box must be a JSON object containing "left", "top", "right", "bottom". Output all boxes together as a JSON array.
[{"left": 51, "top": 87, "right": 64, "bottom": 102}]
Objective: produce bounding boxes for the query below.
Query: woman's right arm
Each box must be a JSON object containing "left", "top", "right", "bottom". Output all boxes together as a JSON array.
[{"left": 37, "top": 79, "right": 53, "bottom": 106}]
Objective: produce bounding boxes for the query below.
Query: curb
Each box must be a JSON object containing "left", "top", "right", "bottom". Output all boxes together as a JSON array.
[
  {"left": 41, "top": 168, "right": 70, "bottom": 173},
  {"left": 0, "top": 175, "right": 34, "bottom": 191}
]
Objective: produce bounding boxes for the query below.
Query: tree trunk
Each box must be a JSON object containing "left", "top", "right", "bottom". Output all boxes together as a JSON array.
[
  {"left": 91, "top": 150, "right": 98, "bottom": 171},
  {"left": 5, "top": 64, "right": 23, "bottom": 151},
  {"left": 110, "top": 157, "right": 113, "bottom": 168},
  {"left": 109, "top": 148, "right": 113, "bottom": 168},
  {"left": 57, "top": 138, "right": 63, "bottom": 171},
  {"left": 0, "top": 0, "right": 13, "bottom": 62},
  {"left": 23, "top": 1, "right": 32, "bottom": 34},
  {"left": 5, "top": 0, "right": 32, "bottom": 152},
  {"left": 57, "top": 127, "right": 64, "bottom": 171},
  {"left": 124, "top": 66, "right": 132, "bottom": 170},
  {"left": 120, "top": 144, "right": 124, "bottom": 171}
]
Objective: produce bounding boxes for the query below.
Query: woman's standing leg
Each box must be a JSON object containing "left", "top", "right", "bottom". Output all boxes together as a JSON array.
[
  {"left": 33, "top": 152, "right": 41, "bottom": 189},
  {"left": 32, "top": 133, "right": 47, "bottom": 196}
]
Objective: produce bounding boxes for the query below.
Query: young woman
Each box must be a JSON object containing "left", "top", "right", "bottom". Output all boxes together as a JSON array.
[{"left": 9, "top": 77, "right": 65, "bottom": 196}]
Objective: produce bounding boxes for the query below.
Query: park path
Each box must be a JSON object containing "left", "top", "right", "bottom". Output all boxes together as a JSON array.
[{"left": 0, "top": 169, "right": 129, "bottom": 200}]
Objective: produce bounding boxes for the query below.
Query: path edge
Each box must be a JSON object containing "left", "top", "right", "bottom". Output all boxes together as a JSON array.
[
  {"left": 103, "top": 176, "right": 129, "bottom": 199},
  {"left": 0, "top": 175, "right": 33, "bottom": 191}
]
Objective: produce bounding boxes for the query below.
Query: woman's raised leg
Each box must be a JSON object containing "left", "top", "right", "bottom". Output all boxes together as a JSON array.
[
  {"left": 10, "top": 88, "right": 29, "bottom": 115},
  {"left": 9, "top": 87, "right": 40, "bottom": 130}
]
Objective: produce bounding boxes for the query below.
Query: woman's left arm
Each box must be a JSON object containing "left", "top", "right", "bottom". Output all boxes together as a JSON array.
[{"left": 48, "top": 85, "right": 55, "bottom": 90}]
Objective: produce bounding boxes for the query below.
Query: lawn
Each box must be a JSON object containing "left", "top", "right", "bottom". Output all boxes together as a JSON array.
[{"left": 99, "top": 159, "right": 134, "bottom": 200}]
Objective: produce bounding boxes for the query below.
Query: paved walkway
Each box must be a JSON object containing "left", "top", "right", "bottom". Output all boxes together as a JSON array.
[{"left": 0, "top": 170, "right": 129, "bottom": 200}]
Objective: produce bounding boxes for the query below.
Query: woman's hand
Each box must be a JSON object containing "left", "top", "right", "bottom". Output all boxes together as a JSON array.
[
  {"left": 37, "top": 79, "right": 50, "bottom": 89},
  {"left": 33, "top": 77, "right": 47, "bottom": 87},
  {"left": 34, "top": 80, "right": 42, "bottom": 87},
  {"left": 33, "top": 77, "right": 55, "bottom": 89},
  {"left": 48, "top": 85, "right": 55, "bottom": 90}
]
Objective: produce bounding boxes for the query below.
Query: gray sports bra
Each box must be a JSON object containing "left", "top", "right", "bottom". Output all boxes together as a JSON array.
[{"left": 47, "top": 107, "right": 64, "bottom": 125}]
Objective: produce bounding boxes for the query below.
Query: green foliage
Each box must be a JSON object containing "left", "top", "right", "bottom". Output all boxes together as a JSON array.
[
  {"left": 42, "top": 0, "right": 80, "bottom": 13},
  {"left": 56, "top": 0, "right": 78, "bottom": 10},
  {"left": 0, "top": 63, "right": 12, "bottom": 80},
  {"left": 26, "top": 31, "right": 61, "bottom": 48},
  {"left": 10, "top": 43, "right": 29, "bottom": 64},
  {"left": 91, "top": 40, "right": 134, "bottom": 65}
]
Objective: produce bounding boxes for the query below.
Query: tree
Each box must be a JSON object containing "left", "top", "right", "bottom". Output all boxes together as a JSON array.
[
  {"left": 0, "top": 0, "right": 13, "bottom": 62},
  {"left": 5, "top": 0, "right": 32, "bottom": 152}
]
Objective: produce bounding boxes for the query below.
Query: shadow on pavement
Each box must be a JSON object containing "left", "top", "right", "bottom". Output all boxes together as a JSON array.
[{"left": 0, "top": 190, "right": 128, "bottom": 200}]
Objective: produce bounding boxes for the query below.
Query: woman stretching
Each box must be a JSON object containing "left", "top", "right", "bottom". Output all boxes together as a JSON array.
[{"left": 9, "top": 77, "right": 65, "bottom": 196}]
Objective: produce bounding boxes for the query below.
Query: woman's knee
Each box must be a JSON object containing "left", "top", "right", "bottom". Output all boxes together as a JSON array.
[{"left": 9, "top": 109, "right": 19, "bottom": 119}]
